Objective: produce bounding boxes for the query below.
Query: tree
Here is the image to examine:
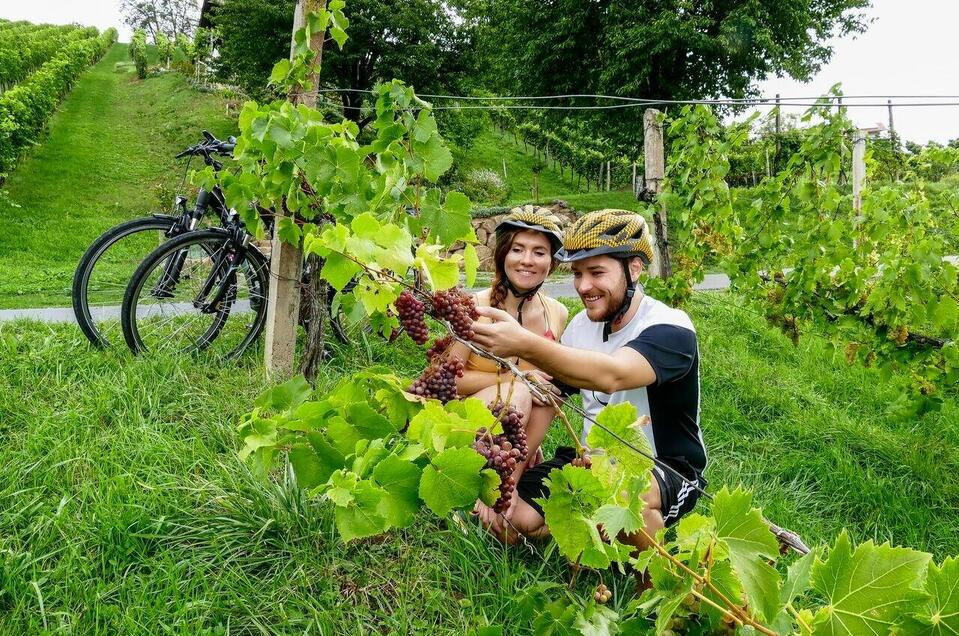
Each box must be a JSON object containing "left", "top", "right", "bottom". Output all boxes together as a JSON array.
[
  {"left": 458, "top": 0, "right": 872, "bottom": 152},
  {"left": 120, "top": 0, "right": 201, "bottom": 41},
  {"left": 212, "top": 0, "right": 471, "bottom": 124}
]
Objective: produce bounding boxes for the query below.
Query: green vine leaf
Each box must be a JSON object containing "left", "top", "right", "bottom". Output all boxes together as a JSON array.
[
  {"left": 334, "top": 479, "right": 390, "bottom": 543},
  {"left": 254, "top": 374, "right": 312, "bottom": 411},
  {"left": 907, "top": 556, "right": 959, "bottom": 635},
  {"left": 713, "top": 487, "right": 782, "bottom": 622},
  {"left": 419, "top": 447, "right": 486, "bottom": 516},
  {"left": 371, "top": 455, "right": 422, "bottom": 528},
  {"left": 811, "top": 530, "right": 931, "bottom": 635}
]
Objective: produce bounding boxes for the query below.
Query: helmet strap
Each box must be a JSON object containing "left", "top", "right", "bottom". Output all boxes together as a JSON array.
[
  {"left": 504, "top": 275, "right": 542, "bottom": 326},
  {"left": 602, "top": 259, "right": 635, "bottom": 342}
]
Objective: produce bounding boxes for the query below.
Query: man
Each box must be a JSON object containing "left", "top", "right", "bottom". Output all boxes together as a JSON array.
[{"left": 470, "top": 209, "right": 707, "bottom": 546}]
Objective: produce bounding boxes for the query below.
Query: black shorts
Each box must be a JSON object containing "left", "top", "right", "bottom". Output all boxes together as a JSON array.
[{"left": 516, "top": 447, "right": 705, "bottom": 528}]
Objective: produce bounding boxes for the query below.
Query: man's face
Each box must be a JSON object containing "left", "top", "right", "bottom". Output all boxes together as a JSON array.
[{"left": 570, "top": 255, "right": 629, "bottom": 322}]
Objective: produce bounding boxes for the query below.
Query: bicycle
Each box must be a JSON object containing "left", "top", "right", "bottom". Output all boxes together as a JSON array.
[
  {"left": 71, "top": 131, "right": 237, "bottom": 348},
  {"left": 72, "top": 130, "right": 356, "bottom": 351}
]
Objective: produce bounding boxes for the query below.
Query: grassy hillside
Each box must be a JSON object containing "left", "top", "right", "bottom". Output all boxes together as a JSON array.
[
  {"left": 455, "top": 128, "right": 644, "bottom": 213},
  {"left": 0, "top": 292, "right": 955, "bottom": 632},
  {"left": 0, "top": 43, "right": 236, "bottom": 309}
]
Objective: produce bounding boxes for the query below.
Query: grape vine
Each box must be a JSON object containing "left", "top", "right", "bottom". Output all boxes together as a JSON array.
[
  {"left": 224, "top": 6, "right": 959, "bottom": 633},
  {"left": 645, "top": 99, "right": 957, "bottom": 407}
]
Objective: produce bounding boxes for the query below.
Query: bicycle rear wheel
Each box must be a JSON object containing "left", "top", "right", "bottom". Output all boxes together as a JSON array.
[
  {"left": 72, "top": 215, "right": 177, "bottom": 347},
  {"left": 121, "top": 229, "right": 269, "bottom": 359}
]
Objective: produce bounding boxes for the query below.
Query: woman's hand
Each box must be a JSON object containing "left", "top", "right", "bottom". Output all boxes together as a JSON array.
[{"left": 523, "top": 369, "right": 562, "bottom": 407}]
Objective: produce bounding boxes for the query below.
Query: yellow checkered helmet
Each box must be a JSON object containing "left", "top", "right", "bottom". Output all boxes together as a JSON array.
[
  {"left": 496, "top": 206, "right": 564, "bottom": 254},
  {"left": 556, "top": 209, "right": 653, "bottom": 265}
]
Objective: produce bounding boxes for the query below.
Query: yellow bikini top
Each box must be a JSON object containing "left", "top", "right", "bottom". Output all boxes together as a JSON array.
[{"left": 464, "top": 290, "right": 567, "bottom": 374}]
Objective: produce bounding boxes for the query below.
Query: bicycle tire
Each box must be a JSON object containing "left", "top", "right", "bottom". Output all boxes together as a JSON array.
[
  {"left": 121, "top": 229, "right": 269, "bottom": 359},
  {"left": 72, "top": 215, "right": 177, "bottom": 348}
]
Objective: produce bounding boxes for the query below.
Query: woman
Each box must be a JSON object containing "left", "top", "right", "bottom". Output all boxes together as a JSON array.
[{"left": 449, "top": 207, "right": 569, "bottom": 515}]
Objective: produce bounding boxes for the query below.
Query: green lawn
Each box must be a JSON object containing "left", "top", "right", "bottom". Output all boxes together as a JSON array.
[
  {"left": 1, "top": 292, "right": 955, "bottom": 633},
  {"left": 0, "top": 43, "right": 236, "bottom": 310}
]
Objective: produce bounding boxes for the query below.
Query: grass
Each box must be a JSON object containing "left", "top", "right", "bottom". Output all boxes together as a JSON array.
[
  {"left": 1, "top": 291, "right": 956, "bottom": 633},
  {"left": 0, "top": 43, "right": 236, "bottom": 310},
  {"left": 455, "top": 128, "right": 644, "bottom": 213}
]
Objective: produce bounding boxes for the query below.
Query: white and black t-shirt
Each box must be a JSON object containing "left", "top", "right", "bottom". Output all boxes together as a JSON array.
[{"left": 560, "top": 294, "right": 707, "bottom": 476}]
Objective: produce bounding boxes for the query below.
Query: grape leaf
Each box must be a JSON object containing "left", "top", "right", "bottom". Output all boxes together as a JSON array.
[
  {"left": 586, "top": 402, "right": 654, "bottom": 483},
  {"left": 781, "top": 547, "right": 818, "bottom": 607},
  {"left": 346, "top": 402, "right": 398, "bottom": 439},
  {"left": 538, "top": 465, "right": 615, "bottom": 568},
  {"left": 713, "top": 487, "right": 782, "bottom": 622},
  {"left": 416, "top": 243, "right": 460, "bottom": 291},
  {"left": 593, "top": 503, "right": 643, "bottom": 540},
  {"left": 334, "top": 479, "right": 389, "bottom": 543},
  {"left": 811, "top": 530, "right": 930, "bottom": 635},
  {"left": 480, "top": 469, "right": 500, "bottom": 507},
  {"left": 417, "top": 188, "right": 472, "bottom": 246},
  {"left": 321, "top": 251, "right": 362, "bottom": 292},
  {"left": 413, "top": 132, "right": 453, "bottom": 182},
  {"left": 907, "top": 556, "right": 959, "bottom": 635},
  {"left": 290, "top": 441, "right": 329, "bottom": 490},
  {"left": 531, "top": 598, "right": 580, "bottom": 636},
  {"left": 464, "top": 243, "right": 479, "bottom": 287},
  {"left": 575, "top": 603, "right": 621, "bottom": 636},
  {"left": 326, "top": 469, "right": 359, "bottom": 506},
  {"left": 406, "top": 402, "right": 477, "bottom": 452},
  {"left": 445, "top": 397, "right": 498, "bottom": 433},
  {"left": 372, "top": 455, "right": 422, "bottom": 528},
  {"left": 255, "top": 374, "right": 311, "bottom": 411},
  {"left": 419, "top": 447, "right": 486, "bottom": 516}
]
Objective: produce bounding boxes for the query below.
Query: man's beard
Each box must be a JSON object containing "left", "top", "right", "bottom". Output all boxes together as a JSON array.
[{"left": 585, "top": 283, "right": 627, "bottom": 322}]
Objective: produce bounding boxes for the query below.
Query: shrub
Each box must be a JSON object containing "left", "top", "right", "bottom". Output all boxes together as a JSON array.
[
  {"left": 129, "top": 29, "right": 148, "bottom": 79},
  {"left": 456, "top": 168, "right": 509, "bottom": 205}
]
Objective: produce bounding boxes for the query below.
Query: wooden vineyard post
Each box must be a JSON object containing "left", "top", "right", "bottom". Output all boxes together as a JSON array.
[
  {"left": 264, "top": 0, "right": 325, "bottom": 380},
  {"left": 644, "top": 108, "right": 670, "bottom": 279},
  {"left": 852, "top": 129, "right": 866, "bottom": 247}
]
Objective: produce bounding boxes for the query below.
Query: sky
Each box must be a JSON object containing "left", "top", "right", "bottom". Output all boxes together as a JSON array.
[{"left": 2, "top": 0, "right": 957, "bottom": 144}]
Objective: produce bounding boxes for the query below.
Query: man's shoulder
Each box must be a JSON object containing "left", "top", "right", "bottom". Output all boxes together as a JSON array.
[{"left": 640, "top": 296, "right": 695, "bottom": 334}]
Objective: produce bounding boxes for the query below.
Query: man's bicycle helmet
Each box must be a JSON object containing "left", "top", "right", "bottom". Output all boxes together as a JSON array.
[{"left": 556, "top": 210, "right": 654, "bottom": 340}]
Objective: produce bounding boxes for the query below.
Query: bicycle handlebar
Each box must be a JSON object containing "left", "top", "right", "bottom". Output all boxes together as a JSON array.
[{"left": 174, "top": 131, "right": 237, "bottom": 160}]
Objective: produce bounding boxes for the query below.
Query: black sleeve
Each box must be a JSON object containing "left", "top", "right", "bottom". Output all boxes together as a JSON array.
[
  {"left": 624, "top": 324, "right": 697, "bottom": 385},
  {"left": 550, "top": 378, "right": 579, "bottom": 398}
]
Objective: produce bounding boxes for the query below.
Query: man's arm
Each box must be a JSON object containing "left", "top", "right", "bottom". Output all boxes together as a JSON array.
[{"left": 470, "top": 306, "right": 657, "bottom": 394}]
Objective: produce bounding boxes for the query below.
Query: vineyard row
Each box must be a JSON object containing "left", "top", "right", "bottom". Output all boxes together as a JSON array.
[{"left": 0, "top": 25, "right": 117, "bottom": 179}]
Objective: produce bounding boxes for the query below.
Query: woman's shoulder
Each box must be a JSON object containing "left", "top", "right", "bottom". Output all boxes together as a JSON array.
[
  {"left": 542, "top": 295, "right": 569, "bottom": 319},
  {"left": 474, "top": 287, "right": 494, "bottom": 307}
]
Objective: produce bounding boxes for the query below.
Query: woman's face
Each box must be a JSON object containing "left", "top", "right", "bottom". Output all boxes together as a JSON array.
[{"left": 504, "top": 229, "right": 553, "bottom": 292}]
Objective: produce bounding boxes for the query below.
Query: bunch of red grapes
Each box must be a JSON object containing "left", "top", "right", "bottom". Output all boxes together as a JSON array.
[
  {"left": 426, "top": 335, "right": 453, "bottom": 361},
  {"left": 395, "top": 287, "right": 478, "bottom": 344},
  {"left": 471, "top": 401, "right": 529, "bottom": 512},
  {"left": 408, "top": 355, "right": 464, "bottom": 403},
  {"left": 395, "top": 290, "right": 429, "bottom": 345},
  {"left": 429, "top": 288, "right": 479, "bottom": 339}
]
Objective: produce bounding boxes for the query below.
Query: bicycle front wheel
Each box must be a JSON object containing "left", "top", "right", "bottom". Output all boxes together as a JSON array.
[
  {"left": 72, "top": 215, "right": 177, "bottom": 347},
  {"left": 121, "top": 229, "right": 269, "bottom": 359}
]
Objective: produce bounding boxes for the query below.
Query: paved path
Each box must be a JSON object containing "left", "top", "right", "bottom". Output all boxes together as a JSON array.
[{"left": 0, "top": 274, "right": 731, "bottom": 324}]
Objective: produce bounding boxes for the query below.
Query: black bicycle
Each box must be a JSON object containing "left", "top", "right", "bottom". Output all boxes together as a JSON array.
[
  {"left": 71, "top": 131, "right": 237, "bottom": 348},
  {"left": 73, "top": 130, "right": 355, "bottom": 352}
]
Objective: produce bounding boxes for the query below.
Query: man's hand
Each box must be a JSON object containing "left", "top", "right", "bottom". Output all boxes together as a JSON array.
[{"left": 470, "top": 306, "right": 531, "bottom": 358}]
